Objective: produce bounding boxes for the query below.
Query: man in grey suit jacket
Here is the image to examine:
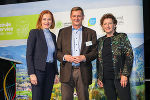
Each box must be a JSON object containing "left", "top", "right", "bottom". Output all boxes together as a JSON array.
[{"left": 57, "top": 7, "right": 97, "bottom": 100}]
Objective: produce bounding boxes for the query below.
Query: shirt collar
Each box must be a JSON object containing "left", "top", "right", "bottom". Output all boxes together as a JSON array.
[
  {"left": 72, "top": 26, "right": 82, "bottom": 31},
  {"left": 104, "top": 31, "right": 118, "bottom": 37},
  {"left": 43, "top": 28, "right": 50, "bottom": 33}
]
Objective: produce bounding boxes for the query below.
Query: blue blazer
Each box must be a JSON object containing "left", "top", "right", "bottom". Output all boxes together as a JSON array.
[{"left": 26, "top": 29, "right": 58, "bottom": 75}]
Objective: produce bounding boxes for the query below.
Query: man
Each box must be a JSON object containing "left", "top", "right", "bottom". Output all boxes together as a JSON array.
[{"left": 57, "top": 7, "right": 97, "bottom": 100}]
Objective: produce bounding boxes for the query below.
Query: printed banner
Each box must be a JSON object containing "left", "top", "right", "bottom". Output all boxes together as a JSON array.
[{"left": 0, "top": 14, "right": 39, "bottom": 40}]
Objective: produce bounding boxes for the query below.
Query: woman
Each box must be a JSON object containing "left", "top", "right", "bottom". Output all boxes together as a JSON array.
[
  {"left": 97, "top": 13, "right": 134, "bottom": 100},
  {"left": 26, "top": 10, "right": 59, "bottom": 100}
]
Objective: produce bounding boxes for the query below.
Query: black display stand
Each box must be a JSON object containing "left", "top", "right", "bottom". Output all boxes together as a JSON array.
[
  {"left": 0, "top": 57, "right": 21, "bottom": 100},
  {"left": 143, "top": 0, "right": 150, "bottom": 99}
]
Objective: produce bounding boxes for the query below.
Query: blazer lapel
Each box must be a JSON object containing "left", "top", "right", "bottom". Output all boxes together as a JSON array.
[
  {"left": 66, "top": 26, "right": 72, "bottom": 54},
  {"left": 50, "top": 32, "right": 57, "bottom": 51},
  {"left": 80, "top": 26, "right": 87, "bottom": 54},
  {"left": 39, "top": 29, "right": 48, "bottom": 50}
]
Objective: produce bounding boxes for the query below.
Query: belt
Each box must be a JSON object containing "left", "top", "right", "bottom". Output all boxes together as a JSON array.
[
  {"left": 47, "top": 60, "right": 54, "bottom": 64},
  {"left": 72, "top": 66, "right": 80, "bottom": 69}
]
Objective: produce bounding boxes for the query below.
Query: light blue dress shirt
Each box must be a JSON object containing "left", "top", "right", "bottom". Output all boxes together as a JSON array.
[
  {"left": 43, "top": 29, "right": 55, "bottom": 62},
  {"left": 71, "top": 26, "right": 82, "bottom": 66}
]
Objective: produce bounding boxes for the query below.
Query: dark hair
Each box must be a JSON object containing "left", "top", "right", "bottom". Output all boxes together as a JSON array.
[
  {"left": 70, "top": 7, "right": 84, "bottom": 16},
  {"left": 100, "top": 13, "right": 117, "bottom": 26},
  {"left": 36, "top": 10, "right": 55, "bottom": 29}
]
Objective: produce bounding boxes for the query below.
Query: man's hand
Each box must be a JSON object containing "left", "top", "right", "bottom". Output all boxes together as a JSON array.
[
  {"left": 30, "top": 74, "right": 37, "bottom": 85},
  {"left": 73, "top": 55, "right": 86, "bottom": 63},
  {"left": 64, "top": 55, "right": 75, "bottom": 63}
]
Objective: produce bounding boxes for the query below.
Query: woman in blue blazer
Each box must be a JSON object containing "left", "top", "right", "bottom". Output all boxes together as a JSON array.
[{"left": 26, "top": 10, "right": 59, "bottom": 100}]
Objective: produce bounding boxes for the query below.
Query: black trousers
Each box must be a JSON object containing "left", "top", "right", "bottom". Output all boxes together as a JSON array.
[
  {"left": 103, "top": 79, "right": 131, "bottom": 100},
  {"left": 31, "top": 63, "right": 55, "bottom": 100}
]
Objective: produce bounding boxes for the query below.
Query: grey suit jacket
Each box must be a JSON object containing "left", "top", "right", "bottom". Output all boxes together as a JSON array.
[
  {"left": 57, "top": 26, "right": 97, "bottom": 85},
  {"left": 26, "top": 29, "right": 58, "bottom": 75}
]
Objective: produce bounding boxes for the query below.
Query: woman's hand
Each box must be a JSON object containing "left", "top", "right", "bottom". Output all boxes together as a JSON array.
[
  {"left": 54, "top": 75, "right": 59, "bottom": 84},
  {"left": 120, "top": 75, "right": 128, "bottom": 88},
  {"left": 97, "top": 79, "right": 103, "bottom": 87},
  {"left": 30, "top": 74, "right": 37, "bottom": 85}
]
